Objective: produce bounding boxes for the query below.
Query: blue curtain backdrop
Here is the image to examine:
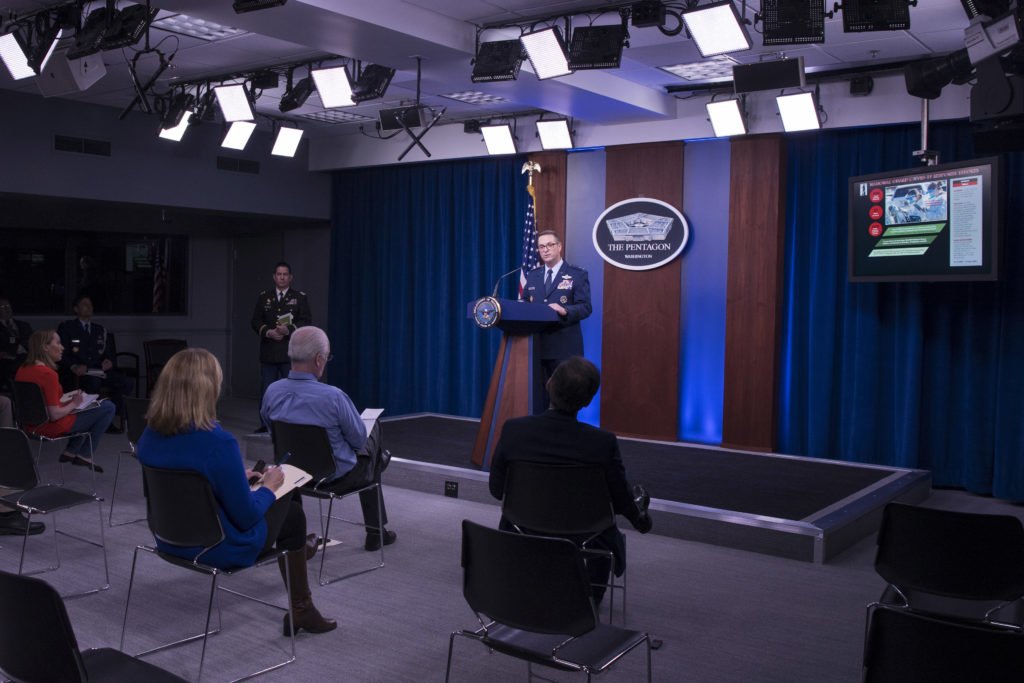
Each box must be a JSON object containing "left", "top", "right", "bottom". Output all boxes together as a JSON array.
[
  {"left": 326, "top": 156, "right": 527, "bottom": 417},
  {"left": 779, "top": 122, "right": 1024, "bottom": 501}
]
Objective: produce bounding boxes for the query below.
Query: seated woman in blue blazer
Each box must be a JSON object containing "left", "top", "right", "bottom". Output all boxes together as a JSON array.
[{"left": 137, "top": 347, "right": 334, "bottom": 636}]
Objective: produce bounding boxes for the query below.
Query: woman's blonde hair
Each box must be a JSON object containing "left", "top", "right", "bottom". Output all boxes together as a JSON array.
[
  {"left": 146, "top": 348, "right": 223, "bottom": 435},
  {"left": 23, "top": 330, "right": 59, "bottom": 370}
]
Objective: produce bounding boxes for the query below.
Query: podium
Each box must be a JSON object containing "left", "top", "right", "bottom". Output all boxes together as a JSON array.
[{"left": 467, "top": 297, "right": 559, "bottom": 469}]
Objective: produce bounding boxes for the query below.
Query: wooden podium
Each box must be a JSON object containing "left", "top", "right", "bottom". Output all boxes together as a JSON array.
[{"left": 467, "top": 298, "right": 558, "bottom": 469}]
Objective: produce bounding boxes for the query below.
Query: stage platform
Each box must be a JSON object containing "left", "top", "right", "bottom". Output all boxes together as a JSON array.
[{"left": 246, "top": 413, "right": 931, "bottom": 563}]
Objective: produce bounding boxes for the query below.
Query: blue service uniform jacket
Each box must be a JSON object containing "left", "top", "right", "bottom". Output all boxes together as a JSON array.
[
  {"left": 522, "top": 263, "right": 592, "bottom": 360},
  {"left": 57, "top": 319, "right": 115, "bottom": 372}
]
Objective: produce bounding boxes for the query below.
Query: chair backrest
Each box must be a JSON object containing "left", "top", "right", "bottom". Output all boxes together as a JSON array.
[
  {"left": 143, "top": 466, "right": 225, "bottom": 551},
  {"left": 143, "top": 339, "right": 187, "bottom": 393},
  {"left": 864, "top": 605, "right": 1024, "bottom": 682},
  {"left": 460, "top": 520, "right": 597, "bottom": 637},
  {"left": 875, "top": 502, "right": 1024, "bottom": 601},
  {"left": 0, "top": 427, "right": 40, "bottom": 490},
  {"left": 501, "top": 462, "right": 615, "bottom": 536},
  {"left": 0, "top": 569, "right": 88, "bottom": 682},
  {"left": 12, "top": 381, "right": 48, "bottom": 427},
  {"left": 270, "top": 421, "right": 339, "bottom": 481},
  {"left": 123, "top": 396, "right": 150, "bottom": 447}
]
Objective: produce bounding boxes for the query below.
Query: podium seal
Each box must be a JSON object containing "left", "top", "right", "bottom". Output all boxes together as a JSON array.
[{"left": 472, "top": 297, "right": 501, "bottom": 329}]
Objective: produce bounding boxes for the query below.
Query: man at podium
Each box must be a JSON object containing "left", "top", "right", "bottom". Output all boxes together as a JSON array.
[{"left": 522, "top": 230, "right": 592, "bottom": 394}]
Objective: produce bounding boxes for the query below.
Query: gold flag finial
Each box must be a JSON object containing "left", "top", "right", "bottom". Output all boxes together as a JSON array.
[{"left": 521, "top": 160, "right": 542, "bottom": 187}]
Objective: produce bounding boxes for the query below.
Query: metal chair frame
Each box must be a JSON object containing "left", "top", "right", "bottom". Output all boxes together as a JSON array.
[
  {"left": 107, "top": 396, "right": 149, "bottom": 527},
  {"left": 120, "top": 466, "right": 295, "bottom": 683},
  {"left": 271, "top": 420, "right": 385, "bottom": 586}
]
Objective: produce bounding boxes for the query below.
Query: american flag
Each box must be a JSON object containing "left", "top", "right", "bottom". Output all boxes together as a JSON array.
[
  {"left": 518, "top": 184, "right": 539, "bottom": 298},
  {"left": 152, "top": 242, "right": 167, "bottom": 313}
]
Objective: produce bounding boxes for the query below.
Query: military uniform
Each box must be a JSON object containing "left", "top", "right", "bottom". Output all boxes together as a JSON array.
[
  {"left": 56, "top": 318, "right": 133, "bottom": 417},
  {"left": 0, "top": 317, "right": 32, "bottom": 392},
  {"left": 251, "top": 288, "right": 312, "bottom": 412}
]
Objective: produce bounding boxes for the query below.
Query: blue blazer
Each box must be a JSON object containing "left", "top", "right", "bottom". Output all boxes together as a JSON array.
[{"left": 522, "top": 263, "right": 592, "bottom": 360}]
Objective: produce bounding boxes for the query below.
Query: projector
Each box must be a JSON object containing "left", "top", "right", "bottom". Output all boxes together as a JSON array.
[{"left": 631, "top": 1, "right": 666, "bottom": 28}]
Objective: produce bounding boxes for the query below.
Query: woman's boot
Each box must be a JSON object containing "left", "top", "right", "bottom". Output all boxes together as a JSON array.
[{"left": 278, "top": 548, "right": 337, "bottom": 636}]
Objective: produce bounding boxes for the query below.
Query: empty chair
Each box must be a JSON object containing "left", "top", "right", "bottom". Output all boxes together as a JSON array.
[
  {"left": 501, "top": 461, "right": 627, "bottom": 623},
  {"left": 445, "top": 520, "right": 652, "bottom": 682},
  {"left": 142, "top": 339, "right": 187, "bottom": 396},
  {"left": 863, "top": 604, "right": 1024, "bottom": 683},
  {"left": 0, "top": 427, "right": 109, "bottom": 598},
  {"left": 873, "top": 502, "right": 1024, "bottom": 629},
  {"left": 107, "top": 396, "right": 150, "bottom": 527},
  {"left": 120, "top": 466, "right": 295, "bottom": 682},
  {"left": 0, "top": 569, "right": 187, "bottom": 683},
  {"left": 271, "top": 420, "right": 386, "bottom": 585}
]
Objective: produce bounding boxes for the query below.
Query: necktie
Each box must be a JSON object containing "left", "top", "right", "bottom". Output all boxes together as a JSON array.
[
  {"left": 544, "top": 269, "right": 553, "bottom": 292},
  {"left": 277, "top": 291, "right": 282, "bottom": 302},
  {"left": 84, "top": 322, "right": 90, "bottom": 335}
]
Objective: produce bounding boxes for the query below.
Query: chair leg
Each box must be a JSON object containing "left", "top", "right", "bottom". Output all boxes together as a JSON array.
[
  {"left": 315, "top": 485, "right": 386, "bottom": 586},
  {"left": 108, "top": 451, "right": 145, "bottom": 527},
  {"left": 195, "top": 573, "right": 219, "bottom": 683}
]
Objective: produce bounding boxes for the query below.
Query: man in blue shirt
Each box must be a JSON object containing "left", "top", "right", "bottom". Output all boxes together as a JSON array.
[{"left": 261, "top": 326, "right": 396, "bottom": 551}]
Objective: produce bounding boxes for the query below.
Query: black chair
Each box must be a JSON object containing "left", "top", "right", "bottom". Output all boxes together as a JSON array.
[
  {"left": 120, "top": 465, "right": 295, "bottom": 682},
  {"left": 143, "top": 339, "right": 187, "bottom": 396},
  {"left": 863, "top": 604, "right": 1024, "bottom": 683},
  {"left": 872, "top": 502, "right": 1024, "bottom": 630},
  {"left": 0, "top": 428, "right": 109, "bottom": 598},
  {"left": 501, "top": 461, "right": 627, "bottom": 623},
  {"left": 12, "top": 380, "right": 99, "bottom": 492},
  {"left": 445, "top": 520, "right": 652, "bottom": 682},
  {"left": 0, "top": 569, "right": 187, "bottom": 683},
  {"left": 115, "top": 348, "right": 141, "bottom": 399},
  {"left": 270, "top": 420, "right": 385, "bottom": 586},
  {"left": 107, "top": 396, "right": 149, "bottom": 527}
]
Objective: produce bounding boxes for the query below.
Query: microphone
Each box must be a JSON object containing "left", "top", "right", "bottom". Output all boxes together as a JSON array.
[{"left": 490, "top": 267, "right": 522, "bottom": 298}]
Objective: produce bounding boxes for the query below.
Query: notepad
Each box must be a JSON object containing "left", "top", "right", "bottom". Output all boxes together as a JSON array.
[{"left": 250, "top": 463, "right": 312, "bottom": 500}]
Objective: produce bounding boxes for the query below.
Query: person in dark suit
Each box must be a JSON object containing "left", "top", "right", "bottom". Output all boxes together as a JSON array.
[
  {"left": 488, "top": 356, "right": 652, "bottom": 602},
  {"left": 56, "top": 295, "right": 133, "bottom": 431},
  {"left": 522, "top": 230, "right": 592, "bottom": 413},
  {"left": 251, "top": 261, "right": 312, "bottom": 432},
  {"left": 0, "top": 296, "right": 32, "bottom": 392}
]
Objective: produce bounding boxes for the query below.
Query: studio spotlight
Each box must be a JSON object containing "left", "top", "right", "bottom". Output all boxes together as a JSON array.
[
  {"left": 481, "top": 123, "right": 517, "bottom": 155},
  {"left": 28, "top": 18, "right": 62, "bottom": 75},
  {"left": 568, "top": 24, "right": 628, "bottom": 70},
  {"left": 471, "top": 39, "right": 524, "bottom": 82},
  {"left": 272, "top": 126, "right": 304, "bottom": 157},
  {"left": 221, "top": 120, "right": 256, "bottom": 150},
  {"left": 682, "top": 1, "right": 752, "bottom": 57},
  {"left": 761, "top": 0, "right": 825, "bottom": 45},
  {"left": 841, "top": 0, "right": 911, "bottom": 33},
  {"left": 0, "top": 28, "right": 35, "bottom": 80},
  {"left": 279, "top": 75, "right": 314, "bottom": 112},
  {"left": 352, "top": 64, "right": 395, "bottom": 102},
  {"left": 233, "top": 0, "right": 287, "bottom": 13},
  {"left": 102, "top": 4, "right": 158, "bottom": 50},
  {"left": 776, "top": 92, "right": 820, "bottom": 132},
  {"left": 536, "top": 118, "right": 573, "bottom": 149},
  {"left": 706, "top": 98, "right": 747, "bottom": 137},
  {"left": 311, "top": 65, "right": 355, "bottom": 108},
  {"left": 903, "top": 49, "right": 973, "bottom": 99},
  {"left": 161, "top": 91, "right": 196, "bottom": 129},
  {"left": 521, "top": 26, "right": 573, "bottom": 80},
  {"left": 214, "top": 83, "right": 254, "bottom": 121},
  {"left": 66, "top": 7, "right": 112, "bottom": 59}
]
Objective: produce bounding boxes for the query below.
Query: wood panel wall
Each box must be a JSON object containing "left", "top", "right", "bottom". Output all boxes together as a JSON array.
[
  {"left": 528, "top": 151, "right": 567, "bottom": 241},
  {"left": 600, "top": 142, "right": 683, "bottom": 440},
  {"left": 721, "top": 135, "right": 787, "bottom": 451}
]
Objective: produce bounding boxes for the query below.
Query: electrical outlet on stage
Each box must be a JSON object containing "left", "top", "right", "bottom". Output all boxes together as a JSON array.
[{"left": 444, "top": 481, "right": 459, "bottom": 498}]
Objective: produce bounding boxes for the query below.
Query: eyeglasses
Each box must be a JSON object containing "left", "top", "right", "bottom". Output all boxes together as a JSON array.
[{"left": 537, "top": 242, "right": 559, "bottom": 251}]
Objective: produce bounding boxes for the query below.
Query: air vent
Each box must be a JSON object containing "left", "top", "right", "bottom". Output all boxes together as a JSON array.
[
  {"left": 54, "top": 135, "right": 112, "bottom": 157},
  {"left": 216, "top": 156, "right": 260, "bottom": 174}
]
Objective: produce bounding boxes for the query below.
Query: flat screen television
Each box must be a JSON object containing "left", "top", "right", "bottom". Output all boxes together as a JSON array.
[{"left": 848, "top": 157, "right": 1002, "bottom": 282}]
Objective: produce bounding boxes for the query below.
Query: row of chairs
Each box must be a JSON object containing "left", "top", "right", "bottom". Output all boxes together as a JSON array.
[
  {"left": 863, "top": 502, "right": 1024, "bottom": 681},
  {"left": 98, "top": 337, "right": 187, "bottom": 399}
]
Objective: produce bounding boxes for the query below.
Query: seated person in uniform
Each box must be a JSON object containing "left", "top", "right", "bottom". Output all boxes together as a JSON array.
[
  {"left": 56, "top": 295, "right": 134, "bottom": 431},
  {"left": 488, "top": 356, "right": 652, "bottom": 602},
  {"left": 0, "top": 296, "right": 32, "bottom": 393},
  {"left": 261, "top": 326, "right": 397, "bottom": 552}
]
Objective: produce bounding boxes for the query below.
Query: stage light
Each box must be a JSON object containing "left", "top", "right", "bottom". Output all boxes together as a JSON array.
[
  {"left": 682, "top": 1, "right": 752, "bottom": 57},
  {"left": 279, "top": 75, "right": 314, "bottom": 112},
  {"left": 221, "top": 120, "right": 256, "bottom": 150},
  {"left": 521, "top": 27, "right": 573, "bottom": 80},
  {"left": 706, "top": 98, "right": 747, "bottom": 137},
  {"left": 471, "top": 39, "right": 524, "bottom": 82},
  {"left": 841, "top": 0, "right": 911, "bottom": 32},
  {"left": 964, "top": 10, "right": 1021, "bottom": 65},
  {"left": 0, "top": 29, "right": 35, "bottom": 80},
  {"left": 102, "top": 4, "right": 158, "bottom": 50},
  {"left": 272, "top": 126, "right": 304, "bottom": 157},
  {"left": 567, "top": 24, "right": 628, "bottom": 70},
  {"left": 761, "top": 0, "right": 825, "bottom": 45},
  {"left": 536, "top": 118, "right": 573, "bottom": 149},
  {"left": 159, "top": 101, "right": 193, "bottom": 141},
  {"left": 904, "top": 49, "right": 973, "bottom": 99},
  {"left": 214, "top": 83, "right": 254, "bottom": 121},
  {"left": 233, "top": 0, "right": 287, "bottom": 13},
  {"left": 481, "top": 123, "right": 517, "bottom": 155},
  {"left": 161, "top": 91, "right": 195, "bottom": 129},
  {"left": 776, "top": 92, "right": 820, "bottom": 132},
  {"left": 311, "top": 65, "right": 354, "bottom": 108},
  {"left": 66, "top": 6, "right": 111, "bottom": 59},
  {"left": 352, "top": 64, "right": 395, "bottom": 102}
]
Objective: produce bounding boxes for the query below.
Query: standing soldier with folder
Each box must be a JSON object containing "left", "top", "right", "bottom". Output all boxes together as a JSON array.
[{"left": 251, "top": 261, "right": 311, "bottom": 432}]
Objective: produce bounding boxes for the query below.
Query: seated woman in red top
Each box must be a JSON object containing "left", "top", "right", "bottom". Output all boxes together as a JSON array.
[{"left": 15, "top": 330, "right": 115, "bottom": 472}]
